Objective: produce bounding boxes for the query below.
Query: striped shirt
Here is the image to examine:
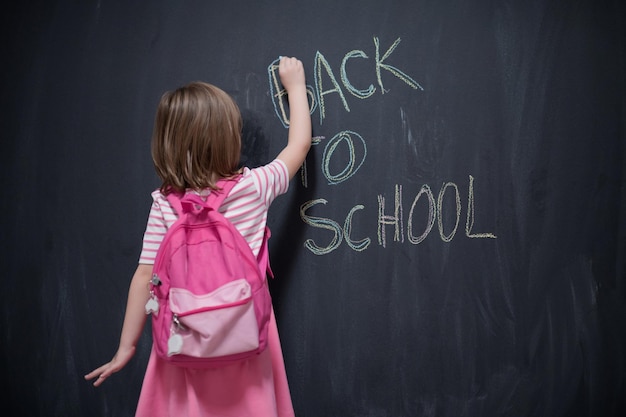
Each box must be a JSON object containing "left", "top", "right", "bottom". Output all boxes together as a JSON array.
[{"left": 139, "top": 159, "right": 289, "bottom": 264}]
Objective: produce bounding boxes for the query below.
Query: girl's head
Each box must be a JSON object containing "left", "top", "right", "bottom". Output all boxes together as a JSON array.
[{"left": 151, "top": 81, "right": 242, "bottom": 193}]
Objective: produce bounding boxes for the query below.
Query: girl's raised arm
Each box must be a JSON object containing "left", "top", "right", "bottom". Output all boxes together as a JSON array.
[{"left": 275, "top": 57, "right": 312, "bottom": 179}]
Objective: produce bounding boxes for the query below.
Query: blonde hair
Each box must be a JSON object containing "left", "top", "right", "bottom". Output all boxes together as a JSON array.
[{"left": 151, "top": 81, "right": 242, "bottom": 194}]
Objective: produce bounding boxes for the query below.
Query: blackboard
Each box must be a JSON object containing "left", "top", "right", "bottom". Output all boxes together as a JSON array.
[{"left": 2, "top": 1, "right": 625, "bottom": 416}]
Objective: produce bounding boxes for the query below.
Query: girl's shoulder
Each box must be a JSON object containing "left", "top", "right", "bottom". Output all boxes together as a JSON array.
[
  {"left": 150, "top": 189, "right": 167, "bottom": 204},
  {"left": 240, "top": 159, "right": 289, "bottom": 184},
  {"left": 230, "top": 159, "right": 290, "bottom": 204},
  {"left": 149, "top": 159, "right": 289, "bottom": 204}
]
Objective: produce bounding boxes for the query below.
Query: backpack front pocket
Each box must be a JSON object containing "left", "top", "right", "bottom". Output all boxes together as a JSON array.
[{"left": 167, "top": 279, "right": 260, "bottom": 358}]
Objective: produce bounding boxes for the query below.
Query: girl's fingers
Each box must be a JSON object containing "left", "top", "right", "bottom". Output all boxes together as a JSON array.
[{"left": 84, "top": 363, "right": 113, "bottom": 383}]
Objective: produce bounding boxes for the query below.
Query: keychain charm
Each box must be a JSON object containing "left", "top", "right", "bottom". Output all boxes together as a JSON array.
[
  {"left": 145, "top": 292, "right": 159, "bottom": 316},
  {"left": 168, "top": 334, "right": 183, "bottom": 356}
]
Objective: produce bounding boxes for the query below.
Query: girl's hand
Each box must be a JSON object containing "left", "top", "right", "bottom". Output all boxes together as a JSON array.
[
  {"left": 84, "top": 346, "right": 135, "bottom": 387},
  {"left": 278, "top": 56, "right": 305, "bottom": 93},
  {"left": 85, "top": 264, "right": 151, "bottom": 387}
]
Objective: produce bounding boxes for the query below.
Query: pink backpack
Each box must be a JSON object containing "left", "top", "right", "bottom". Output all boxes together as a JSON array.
[{"left": 146, "top": 176, "right": 273, "bottom": 368}]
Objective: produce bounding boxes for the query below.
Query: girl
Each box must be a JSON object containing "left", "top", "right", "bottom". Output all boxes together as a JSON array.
[{"left": 85, "top": 56, "right": 311, "bottom": 417}]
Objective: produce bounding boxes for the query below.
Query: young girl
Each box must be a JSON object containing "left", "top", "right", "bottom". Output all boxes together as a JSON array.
[{"left": 85, "top": 56, "right": 311, "bottom": 417}]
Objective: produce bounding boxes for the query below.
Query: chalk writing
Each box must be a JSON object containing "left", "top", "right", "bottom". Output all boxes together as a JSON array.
[
  {"left": 322, "top": 130, "right": 367, "bottom": 185},
  {"left": 407, "top": 185, "right": 435, "bottom": 245},
  {"left": 300, "top": 199, "right": 371, "bottom": 255},
  {"left": 466, "top": 175, "right": 497, "bottom": 239},
  {"left": 377, "top": 177, "right": 496, "bottom": 248},
  {"left": 268, "top": 36, "right": 422, "bottom": 126},
  {"left": 437, "top": 182, "right": 461, "bottom": 242},
  {"left": 300, "top": 199, "right": 342, "bottom": 255},
  {"left": 344, "top": 205, "right": 370, "bottom": 251},
  {"left": 315, "top": 51, "right": 350, "bottom": 123},
  {"left": 377, "top": 184, "right": 404, "bottom": 247},
  {"left": 300, "top": 136, "right": 325, "bottom": 188},
  {"left": 268, "top": 36, "right": 495, "bottom": 255},
  {"left": 299, "top": 176, "right": 495, "bottom": 254},
  {"left": 373, "top": 37, "right": 423, "bottom": 94},
  {"left": 341, "top": 50, "right": 376, "bottom": 99}
]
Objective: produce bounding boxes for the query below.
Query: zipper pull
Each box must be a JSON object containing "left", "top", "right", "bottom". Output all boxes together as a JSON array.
[{"left": 172, "top": 314, "right": 186, "bottom": 331}]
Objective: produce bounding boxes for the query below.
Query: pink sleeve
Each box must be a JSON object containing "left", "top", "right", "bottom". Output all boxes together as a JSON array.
[
  {"left": 249, "top": 159, "right": 290, "bottom": 207},
  {"left": 138, "top": 192, "right": 169, "bottom": 264}
]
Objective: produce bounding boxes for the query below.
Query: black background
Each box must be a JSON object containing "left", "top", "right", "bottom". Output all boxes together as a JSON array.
[{"left": 2, "top": 1, "right": 625, "bottom": 416}]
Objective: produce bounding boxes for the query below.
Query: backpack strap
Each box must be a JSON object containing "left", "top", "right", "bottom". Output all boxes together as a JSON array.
[
  {"left": 257, "top": 226, "right": 274, "bottom": 279},
  {"left": 202, "top": 176, "right": 240, "bottom": 209},
  {"left": 165, "top": 191, "right": 184, "bottom": 215},
  {"left": 165, "top": 176, "right": 241, "bottom": 214}
]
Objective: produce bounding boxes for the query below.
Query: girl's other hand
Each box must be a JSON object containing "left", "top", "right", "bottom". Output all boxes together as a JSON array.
[{"left": 84, "top": 346, "right": 135, "bottom": 387}]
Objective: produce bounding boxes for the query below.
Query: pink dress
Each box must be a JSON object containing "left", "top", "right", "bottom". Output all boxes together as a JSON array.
[{"left": 135, "top": 160, "right": 295, "bottom": 417}]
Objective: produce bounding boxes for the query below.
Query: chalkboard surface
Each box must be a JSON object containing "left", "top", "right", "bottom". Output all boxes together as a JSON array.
[{"left": 2, "top": 1, "right": 625, "bottom": 416}]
